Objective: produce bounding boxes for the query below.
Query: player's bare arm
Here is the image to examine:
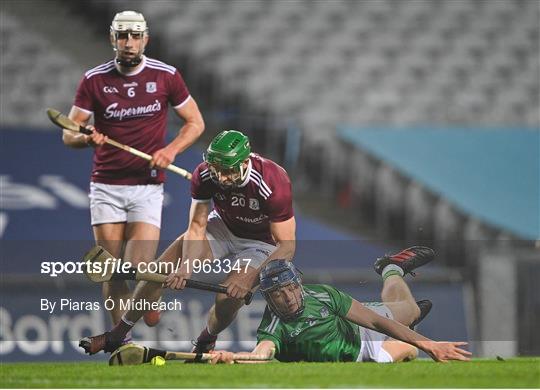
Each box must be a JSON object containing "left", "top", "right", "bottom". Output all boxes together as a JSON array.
[
  {"left": 268, "top": 217, "right": 296, "bottom": 262},
  {"left": 62, "top": 107, "right": 108, "bottom": 148},
  {"left": 345, "top": 299, "right": 472, "bottom": 362},
  {"left": 164, "top": 200, "right": 210, "bottom": 290},
  {"left": 151, "top": 97, "right": 205, "bottom": 169},
  {"left": 211, "top": 340, "right": 276, "bottom": 364}
]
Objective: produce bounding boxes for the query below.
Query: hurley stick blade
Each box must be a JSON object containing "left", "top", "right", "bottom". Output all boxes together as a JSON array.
[
  {"left": 109, "top": 343, "right": 146, "bottom": 366},
  {"left": 46, "top": 108, "right": 90, "bottom": 134},
  {"left": 109, "top": 344, "right": 168, "bottom": 366},
  {"left": 82, "top": 245, "right": 117, "bottom": 282},
  {"left": 46, "top": 108, "right": 62, "bottom": 123}
]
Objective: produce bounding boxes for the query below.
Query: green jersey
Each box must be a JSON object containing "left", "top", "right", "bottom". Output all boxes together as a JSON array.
[{"left": 256, "top": 284, "right": 361, "bottom": 362}]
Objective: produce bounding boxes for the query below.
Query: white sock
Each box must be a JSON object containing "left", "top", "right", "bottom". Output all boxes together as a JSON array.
[
  {"left": 382, "top": 264, "right": 404, "bottom": 279},
  {"left": 123, "top": 331, "right": 132, "bottom": 343}
]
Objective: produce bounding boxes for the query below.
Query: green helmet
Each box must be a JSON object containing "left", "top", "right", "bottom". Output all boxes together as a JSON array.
[{"left": 205, "top": 130, "right": 251, "bottom": 188}]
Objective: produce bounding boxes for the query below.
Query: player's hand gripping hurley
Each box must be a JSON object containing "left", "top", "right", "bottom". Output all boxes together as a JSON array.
[{"left": 46, "top": 108, "right": 192, "bottom": 180}]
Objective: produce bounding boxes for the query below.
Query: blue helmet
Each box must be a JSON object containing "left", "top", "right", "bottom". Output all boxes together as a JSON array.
[{"left": 259, "top": 260, "right": 304, "bottom": 321}]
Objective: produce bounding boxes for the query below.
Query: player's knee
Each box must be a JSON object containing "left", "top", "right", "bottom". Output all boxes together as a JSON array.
[
  {"left": 409, "top": 302, "right": 421, "bottom": 326},
  {"left": 395, "top": 345, "right": 418, "bottom": 362},
  {"left": 400, "top": 301, "right": 421, "bottom": 326},
  {"left": 405, "top": 346, "right": 418, "bottom": 361},
  {"left": 383, "top": 342, "right": 418, "bottom": 363}
]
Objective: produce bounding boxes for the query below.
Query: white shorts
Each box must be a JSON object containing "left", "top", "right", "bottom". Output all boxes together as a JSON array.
[
  {"left": 205, "top": 210, "right": 276, "bottom": 269},
  {"left": 89, "top": 182, "right": 164, "bottom": 228},
  {"left": 356, "top": 302, "right": 394, "bottom": 363}
]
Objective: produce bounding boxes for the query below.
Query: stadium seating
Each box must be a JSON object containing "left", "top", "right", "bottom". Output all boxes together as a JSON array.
[
  {"left": 3, "top": 1, "right": 537, "bottom": 128},
  {"left": 2, "top": 0, "right": 538, "bottom": 264},
  {"left": 0, "top": 12, "right": 85, "bottom": 127},
  {"left": 177, "top": 1, "right": 535, "bottom": 129}
]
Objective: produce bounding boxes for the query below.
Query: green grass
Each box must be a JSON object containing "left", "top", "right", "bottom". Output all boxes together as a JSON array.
[{"left": 1, "top": 359, "right": 539, "bottom": 388}]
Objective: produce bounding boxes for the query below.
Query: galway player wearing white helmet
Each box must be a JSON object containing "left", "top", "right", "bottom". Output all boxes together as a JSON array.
[
  {"left": 211, "top": 248, "right": 472, "bottom": 364},
  {"left": 63, "top": 11, "right": 204, "bottom": 332},
  {"left": 80, "top": 130, "right": 296, "bottom": 355}
]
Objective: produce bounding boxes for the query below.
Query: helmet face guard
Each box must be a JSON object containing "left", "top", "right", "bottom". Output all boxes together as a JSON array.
[
  {"left": 260, "top": 260, "right": 305, "bottom": 321},
  {"left": 206, "top": 163, "right": 248, "bottom": 190},
  {"left": 204, "top": 130, "right": 251, "bottom": 190},
  {"left": 110, "top": 11, "right": 148, "bottom": 67}
]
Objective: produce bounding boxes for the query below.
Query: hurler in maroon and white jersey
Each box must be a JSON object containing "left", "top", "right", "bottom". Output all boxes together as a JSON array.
[
  {"left": 166, "top": 130, "right": 296, "bottom": 355},
  {"left": 64, "top": 10, "right": 204, "bottom": 332}
]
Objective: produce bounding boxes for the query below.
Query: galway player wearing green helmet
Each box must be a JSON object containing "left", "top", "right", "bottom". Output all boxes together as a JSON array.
[
  {"left": 203, "top": 130, "right": 252, "bottom": 189},
  {"left": 80, "top": 130, "right": 296, "bottom": 356},
  {"left": 166, "top": 130, "right": 296, "bottom": 355},
  {"left": 209, "top": 247, "right": 472, "bottom": 364}
]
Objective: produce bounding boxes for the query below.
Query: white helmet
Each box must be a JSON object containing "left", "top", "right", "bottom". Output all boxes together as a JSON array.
[{"left": 110, "top": 11, "right": 148, "bottom": 67}]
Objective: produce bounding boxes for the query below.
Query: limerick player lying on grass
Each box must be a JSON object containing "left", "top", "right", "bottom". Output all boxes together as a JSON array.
[{"left": 211, "top": 247, "right": 472, "bottom": 364}]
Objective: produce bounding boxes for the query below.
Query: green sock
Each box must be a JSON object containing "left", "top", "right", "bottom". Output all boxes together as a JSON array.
[{"left": 383, "top": 270, "right": 403, "bottom": 281}]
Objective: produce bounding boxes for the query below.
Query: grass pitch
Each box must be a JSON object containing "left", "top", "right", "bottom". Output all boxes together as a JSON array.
[{"left": 2, "top": 358, "right": 539, "bottom": 388}]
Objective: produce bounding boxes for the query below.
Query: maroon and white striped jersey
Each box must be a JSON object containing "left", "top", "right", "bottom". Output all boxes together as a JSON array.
[
  {"left": 74, "top": 56, "right": 190, "bottom": 185},
  {"left": 191, "top": 154, "right": 294, "bottom": 244}
]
